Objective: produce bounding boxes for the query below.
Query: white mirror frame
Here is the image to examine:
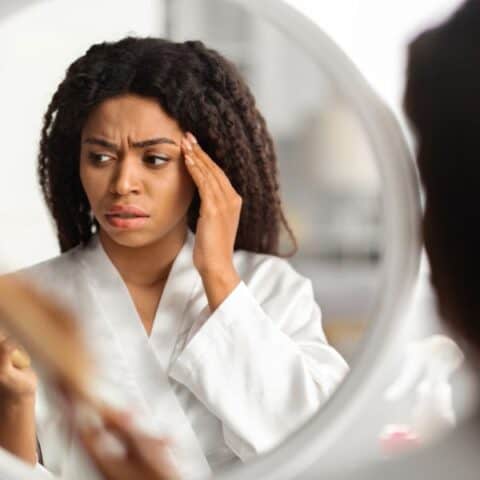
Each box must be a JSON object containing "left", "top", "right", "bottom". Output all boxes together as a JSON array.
[{"left": 0, "top": 1, "right": 421, "bottom": 479}]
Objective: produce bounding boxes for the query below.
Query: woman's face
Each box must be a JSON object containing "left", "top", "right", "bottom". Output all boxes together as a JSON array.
[{"left": 80, "top": 93, "right": 195, "bottom": 248}]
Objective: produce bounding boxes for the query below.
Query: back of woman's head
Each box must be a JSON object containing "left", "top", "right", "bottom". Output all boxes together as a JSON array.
[
  {"left": 39, "top": 36, "right": 295, "bottom": 255},
  {"left": 405, "top": 0, "right": 480, "bottom": 352}
]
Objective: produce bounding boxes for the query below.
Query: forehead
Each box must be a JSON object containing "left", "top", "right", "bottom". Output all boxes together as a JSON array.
[{"left": 81, "top": 93, "right": 182, "bottom": 139}]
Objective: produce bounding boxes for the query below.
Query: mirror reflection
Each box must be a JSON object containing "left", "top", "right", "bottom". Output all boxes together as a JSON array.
[{"left": 0, "top": 0, "right": 384, "bottom": 479}]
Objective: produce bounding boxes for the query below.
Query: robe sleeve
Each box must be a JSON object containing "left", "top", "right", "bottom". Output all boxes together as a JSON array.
[
  {"left": 169, "top": 271, "right": 349, "bottom": 461},
  {"left": 33, "top": 463, "right": 58, "bottom": 479},
  {"left": 33, "top": 378, "right": 72, "bottom": 479}
]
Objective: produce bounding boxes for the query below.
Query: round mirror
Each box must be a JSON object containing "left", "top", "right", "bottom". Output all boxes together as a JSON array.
[{"left": 0, "top": 0, "right": 420, "bottom": 479}]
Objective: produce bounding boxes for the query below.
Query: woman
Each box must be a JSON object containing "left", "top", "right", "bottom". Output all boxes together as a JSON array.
[{"left": 0, "top": 37, "right": 348, "bottom": 479}]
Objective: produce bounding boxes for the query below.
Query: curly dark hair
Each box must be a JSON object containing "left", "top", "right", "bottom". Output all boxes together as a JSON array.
[{"left": 38, "top": 36, "right": 297, "bottom": 255}]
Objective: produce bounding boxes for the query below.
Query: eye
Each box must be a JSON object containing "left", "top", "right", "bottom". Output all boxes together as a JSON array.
[
  {"left": 88, "top": 152, "right": 112, "bottom": 165},
  {"left": 145, "top": 155, "right": 169, "bottom": 166}
]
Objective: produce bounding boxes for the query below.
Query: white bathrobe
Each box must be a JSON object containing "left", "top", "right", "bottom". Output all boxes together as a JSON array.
[{"left": 16, "top": 230, "right": 348, "bottom": 479}]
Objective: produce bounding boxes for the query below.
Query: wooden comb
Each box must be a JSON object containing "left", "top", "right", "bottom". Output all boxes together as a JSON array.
[{"left": 0, "top": 274, "right": 96, "bottom": 406}]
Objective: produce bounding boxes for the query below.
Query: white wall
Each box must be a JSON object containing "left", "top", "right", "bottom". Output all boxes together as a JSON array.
[
  {"left": 0, "top": 0, "right": 164, "bottom": 271},
  {"left": 285, "top": 0, "right": 464, "bottom": 118}
]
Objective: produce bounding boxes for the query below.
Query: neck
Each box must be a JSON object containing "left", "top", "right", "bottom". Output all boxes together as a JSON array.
[{"left": 98, "top": 225, "right": 188, "bottom": 288}]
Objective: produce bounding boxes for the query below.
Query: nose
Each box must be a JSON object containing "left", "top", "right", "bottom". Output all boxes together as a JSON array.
[{"left": 109, "top": 156, "right": 141, "bottom": 196}]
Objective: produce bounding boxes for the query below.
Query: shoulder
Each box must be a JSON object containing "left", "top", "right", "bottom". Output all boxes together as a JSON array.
[
  {"left": 230, "top": 250, "right": 321, "bottom": 331},
  {"left": 0, "top": 246, "right": 87, "bottom": 311},
  {"left": 11, "top": 245, "right": 84, "bottom": 289},
  {"left": 233, "top": 249, "right": 313, "bottom": 297}
]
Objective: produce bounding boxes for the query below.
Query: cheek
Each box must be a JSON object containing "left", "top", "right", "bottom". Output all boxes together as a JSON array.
[
  {"left": 79, "top": 162, "right": 104, "bottom": 207},
  {"left": 176, "top": 164, "right": 196, "bottom": 207},
  {"left": 153, "top": 164, "right": 195, "bottom": 211}
]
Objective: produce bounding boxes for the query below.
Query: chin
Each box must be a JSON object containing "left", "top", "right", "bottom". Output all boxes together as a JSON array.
[
  {"left": 99, "top": 223, "right": 184, "bottom": 249},
  {"left": 100, "top": 227, "right": 158, "bottom": 249}
]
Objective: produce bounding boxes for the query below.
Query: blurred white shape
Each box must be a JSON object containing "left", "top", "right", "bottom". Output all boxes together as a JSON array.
[
  {"left": 385, "top": 335, "right": 464, "bottom": 443},
  {"left": 285, "top": 0, "right": 464, "bottom": 116}
]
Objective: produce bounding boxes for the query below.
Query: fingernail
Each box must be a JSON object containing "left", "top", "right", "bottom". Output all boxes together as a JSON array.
[
  {"left": 185, "top": 154, "right": 194, "bottom": 166},
  {"left": 183, "top": 137, "right": 193, "bottom": 152},
  {"left": 187, "top": 132, "right": 197, "bottom": 144}
]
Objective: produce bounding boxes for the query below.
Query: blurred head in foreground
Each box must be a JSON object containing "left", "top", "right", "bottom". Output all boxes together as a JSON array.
[{"left": 405, "top": 0, "right": 480, "bottom": 359}]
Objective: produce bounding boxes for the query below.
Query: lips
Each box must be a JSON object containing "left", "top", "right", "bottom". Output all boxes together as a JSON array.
[
  {"left": 105, "top": 205, "right": 149, "bottom": 230},
  {"left": 105, "top": 205, "right": 149, "bottom": 218}
]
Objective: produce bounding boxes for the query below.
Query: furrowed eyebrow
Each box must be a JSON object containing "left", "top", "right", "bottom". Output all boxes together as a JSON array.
[
  {"left": 83, "top": 137, "right": 178, "bottom": 152},
  {"left": 132, "top": 137, "right": 178, "bottom": 148}
]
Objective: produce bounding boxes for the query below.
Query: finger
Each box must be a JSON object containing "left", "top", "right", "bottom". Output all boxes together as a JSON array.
[
  {"left": 186, "top": 134, "right": 226, "bottom": 187},
  {"left": 0, "top": 329, "right": 7, "bottom": 342},
  {"left": 95, "top": 407, "right": 147, "bottom": 457},
  {"left": 186, "top": 132, "right": 237, "bottom": 195},
  {"left": 99, "top": 407, "right": 173, "bottom": 457},
  {"left": 0, "top": 334, "right": 20, "bottom": 350},
  {"left": 182, "top": 141, "right": 237, "bottom": 220},
  {"left": 79, "top": 428, "right": 126, "bottom": 480},
  {"left": 0, "top": 329, "right": 15, "bottom": 346},
  {"left": 181, "top": 140, "right": 223, "bottom": 207},
  {"left": 0, "top": 337, "right": 16, "bottom": 366},
  {"left": 6, "top": 364, "right": 36, "bottom": 390},
  {"left": 182, "top": 135, "right": 225, "bottom": 193},
  {"left": 185, "top": 134, "right": 243, "bottom": 217},
  {"left": 99, "top": 406, "right": 133, "bottom": 426}
]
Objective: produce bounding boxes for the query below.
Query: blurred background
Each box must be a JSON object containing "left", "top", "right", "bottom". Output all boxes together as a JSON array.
[{"left": 164, "top": 0, "right": 385, "bottom": 362}]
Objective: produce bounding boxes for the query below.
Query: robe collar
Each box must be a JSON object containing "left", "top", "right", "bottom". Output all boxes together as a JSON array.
[
  {"left": 81, "top": 230, "right": 200, "bottom": 365},
  {"left": 78, "top": 230, "right": 211, "bottom": 478}
]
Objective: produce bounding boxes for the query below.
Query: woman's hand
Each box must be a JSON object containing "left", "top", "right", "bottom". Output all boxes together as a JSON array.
[
  {"left": 0, "top": 331, "right": 37, "bottom": 402},
  {"left": 79, "top": 407, "right": 179, "bottom": 480},
  {"left": 181, "top": 132, "right": 241, "bottom": 276},
  {"left": 181, "top": 132, "right": 241, "bottom": 310},
  {"left": 0, "top": 330, "right": 38, "bottom": 465}
]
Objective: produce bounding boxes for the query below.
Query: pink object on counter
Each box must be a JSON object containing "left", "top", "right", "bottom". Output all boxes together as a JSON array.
[{"left": 379, "top": 424, "right": 421, "bottom": 456}]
